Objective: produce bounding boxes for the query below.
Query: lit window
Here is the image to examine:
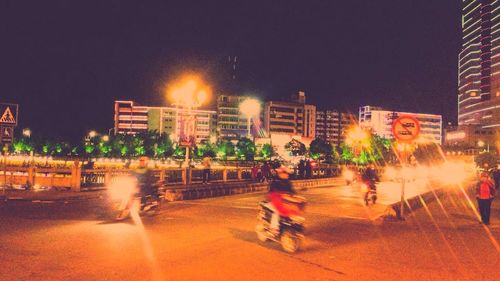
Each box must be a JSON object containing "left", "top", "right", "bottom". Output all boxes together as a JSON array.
[{"left": 470, "top": 92, "right": 477, "bottom": 97}]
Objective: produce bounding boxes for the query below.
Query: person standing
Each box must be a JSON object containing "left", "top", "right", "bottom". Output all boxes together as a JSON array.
[
  {"left": 251, "top": 162, "right": 260, "bottom": 181},
  {"left": 202, "top": 154, "right": 211, "bottom": 184},
  {"left": 298, "top": 160, "right": 306, "bottom": 179},
  {"left": 476, "top": 172, "right": 496, "bottom": 225},
  {"left": 261, "top": 161, "right": 271, "bottom": 182},
  {"left": 305, "top": 160, "right": 312, "bottom": 179}
]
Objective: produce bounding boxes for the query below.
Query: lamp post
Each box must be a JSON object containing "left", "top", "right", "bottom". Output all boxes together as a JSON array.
[
  {"left": 168, "top": 76, "right": 210, "bottom": 167},
  {"left": 239, "top": 98, "right": 261, "bottom": 139}
]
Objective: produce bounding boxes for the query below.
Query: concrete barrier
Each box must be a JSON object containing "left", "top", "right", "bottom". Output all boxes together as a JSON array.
[
  {"left": 164, "top": 177, "right": 345, "bottom": 201},
  {"left": 383, "top": 180, "right": 476, "bottom": 220},
  {"left": 164, "top": 181, "right": 269, "bottom": 201},
  {"left": 292, "top": 177, "right": 345, "bottom": 190}
]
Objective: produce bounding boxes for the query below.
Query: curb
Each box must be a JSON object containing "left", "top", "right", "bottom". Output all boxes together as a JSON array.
[
  {"left": 0, "top": 192, "right": 104, "bottom": 203},
  {"left": 381, "top": 188, "right": 445, "bottom": 220},
  {"left": 381, "top": 181, "right": 475, "bottom": 220}
]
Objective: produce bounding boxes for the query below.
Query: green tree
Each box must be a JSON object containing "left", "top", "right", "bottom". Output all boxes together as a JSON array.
[
  {"left": 195, "top": 142, "right": 217, "bottom": 158},
  {"left": 217, "top": 140, "right": 236, "bottom": 160},
  {"left": 236, "top": 138, "right": 256, "bottom": 161},
  {"left": 260, "top": 143, "right": 274, "bottom": 160},
  {"left": 285, "top": 139, "right": 306, "bottom": 156},
  {"left": 309, "top": 138, "right": 333, "bottom": 162},
  {"left": 155, "top": 134, "right": 174, "bottom": 158}
]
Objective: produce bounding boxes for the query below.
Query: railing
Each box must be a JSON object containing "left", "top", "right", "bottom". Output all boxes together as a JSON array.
[
  {"left": 0, "top": 164, "right": 260, "bottom": 191},
  {"left": 1, "top": 163, "right": 340, "bottom": 192}
]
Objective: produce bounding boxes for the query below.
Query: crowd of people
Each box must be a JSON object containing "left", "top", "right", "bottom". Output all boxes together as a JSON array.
[{"left": 251, "top": 159, "right": 319, "bottom": 182}]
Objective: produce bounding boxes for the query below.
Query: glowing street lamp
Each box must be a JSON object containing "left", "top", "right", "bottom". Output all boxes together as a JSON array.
[
  {"left": 22, "top": 128, "right": 31, "bottom": 138},
  {"left": 88, "top": 131, "right": 97, "bottom": 138},
  {"left": 167, "top": 75, "right": 211, "bottom": 167},
  {"left": 102, "top": 135, "right": 110, "bottom": 142},
  {"left": 239, "top": 98, "right": 261, "bottom": 138},
  {"left": 477, "top": 140, "right": 489, "bottom": 152},
  {"left": 344, "top": 126, "right": 370, "bottom": 165},
  {"left": 168, "top": 77, "right": 210, "bottom": 109}
]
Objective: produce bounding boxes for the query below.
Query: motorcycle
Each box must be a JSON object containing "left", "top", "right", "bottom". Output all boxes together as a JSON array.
[
  {"left": 107, "top": 176, "right": 163, "bottom": 221},
  {"left": 361, "top": 180, "right": 377, "bottom": 205},
  {"left": 255, "top": 195, "right": 306, "bottom": 253}
]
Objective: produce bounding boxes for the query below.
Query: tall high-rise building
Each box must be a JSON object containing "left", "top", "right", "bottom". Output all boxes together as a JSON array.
[{"left": 458, "top": 0, "right": 499, "bottom": 127}]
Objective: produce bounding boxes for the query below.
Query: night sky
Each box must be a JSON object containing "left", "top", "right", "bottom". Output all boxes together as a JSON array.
[{"left": 0, "top": 1, "right": 460, "bottom": 141}]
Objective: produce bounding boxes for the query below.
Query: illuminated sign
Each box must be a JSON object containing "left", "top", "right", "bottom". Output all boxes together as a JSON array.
[
  {"left": 392, "top": 115, "right": 420, "bottom": 142},
  {"left": 445, "top": 131, "right": 466, "bottom": 141}
]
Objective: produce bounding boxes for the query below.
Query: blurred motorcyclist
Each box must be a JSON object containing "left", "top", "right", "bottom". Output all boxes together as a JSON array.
[
  {"left": 135, "top": 156, "right": 159, "bottom": 204},
  {"left": 362, "top": 163, "right": 379, "bottom": 202},
  {"left": 265, "top": 166, "right": 298, "bottom": 235}
]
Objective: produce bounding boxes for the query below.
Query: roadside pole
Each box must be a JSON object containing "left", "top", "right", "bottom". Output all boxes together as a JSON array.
[
  {"left": 2, "top": 144, "right": 7, "bottom": 196},
  {"left": 392, "top": 115, "right": 420, "bottom": 221},
  {"left": 399, "top": 148, "right": 407, "bottom": 220}
]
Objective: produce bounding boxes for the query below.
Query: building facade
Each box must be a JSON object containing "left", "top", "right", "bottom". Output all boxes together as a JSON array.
[
  {"left": 114, "top": 101, "right": 217, "bottom": 143},
  {"left": 264, "top": 91, "right": 316, "bottom": 139},
  {"left": 216, "top": 95, "right": 255, "bottom": 139},
  {"left": 315, "top": 110, "right": 341, "bottom": 144},
  {"left": 359, "top": 106, "right": 443, "bottom": 144},
  {"left": 458, "top": 0, "right": 500, "bottom": 127},
  {"left": 148, "top": 107, "right": 217, "bottom": 143},
  {"left": 114, "top": 101, "right": 149, "bottom": 134}
]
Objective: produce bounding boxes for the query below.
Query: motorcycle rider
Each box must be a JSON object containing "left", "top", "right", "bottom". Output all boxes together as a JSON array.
[
  {"left": 135, "top": 156, "right": 159, "bottom": 204},
  {"left": 265, "top": 166, "right": 299, "bottom": 235},
  {"left": 362, "top": 163, "right": 379, "bottom": 204}
]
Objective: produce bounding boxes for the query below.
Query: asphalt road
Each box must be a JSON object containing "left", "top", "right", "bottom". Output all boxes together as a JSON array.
[{"left": 0, "top": 182, "right": 499, "bottom": 281}]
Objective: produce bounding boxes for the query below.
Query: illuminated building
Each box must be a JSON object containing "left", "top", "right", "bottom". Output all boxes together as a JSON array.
[
  {"left": 263, "top": 91, "right": 316, "bottom": 139},
  {"left": 359, "top": 106, "right": 442, "bottom": 144},
  {"left": 340, "top": 112, "right": 358, "bottom": 144},
  {"left": 114, "top": 101, "right": 149, "bottom": 134},
  {"left": 458, "top": 0, "right": 499, "bottom": 127},
  {"left": 114, "top": 101, "right": 217, "bottom": 143},
  {"left": 444, "top": 123, "right": 496, "bottom": 153},
  {"left": 216, "top": 95, "right": 262, "bottom": 139},
  {"left": 316, "top": 110, "right": 340, "bottom": 144},
  {"left": 315, "top": 110, "right": 357, "bottom": 145}
]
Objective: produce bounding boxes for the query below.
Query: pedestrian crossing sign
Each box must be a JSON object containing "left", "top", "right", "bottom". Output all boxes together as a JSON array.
[
  {"left": 0, "top": 126, "right": 13, "bottom": 143},
  {"left": 0, "top": 103, "right": 18, "bottom": 126}
]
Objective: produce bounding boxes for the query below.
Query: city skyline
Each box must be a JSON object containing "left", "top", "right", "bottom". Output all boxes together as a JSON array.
[{"left": 2, "top": 1, "right": 459, "bottom": 141}]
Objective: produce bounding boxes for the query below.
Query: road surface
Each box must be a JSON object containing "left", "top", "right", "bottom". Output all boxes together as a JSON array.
[{"left": 0, "top": 182, "right": 498, "bottom": 281}]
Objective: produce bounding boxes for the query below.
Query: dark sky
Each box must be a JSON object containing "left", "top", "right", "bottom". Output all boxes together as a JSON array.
[{"left": 0, "top": 1, "right": 460, "bottom": 141}]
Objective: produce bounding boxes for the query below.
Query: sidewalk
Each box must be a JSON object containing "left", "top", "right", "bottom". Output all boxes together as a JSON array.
[{"left": 0, "top": 189, "right": 106, "bottom": 202}]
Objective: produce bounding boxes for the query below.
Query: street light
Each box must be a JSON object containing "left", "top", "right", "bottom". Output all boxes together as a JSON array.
[
  {"left": 239, "top": 98, "right": 261, "bottom": 138},
  {"left": 102, "top": 135, "right": 110, "bottom": 142},
  {"left": 477, "top": 140, "right": 489, "bottom": 152},
  {"left": 88, "top": 131, "right": 97, "bottom": 138},
  {"left": 167, "top": 75, "right": 211, "bottom": 167},
  {"left": 345, "top": 126, "right": 370, "bottom": 165},
  {"left": 22, "top": 128, "right": 31, "bottom": 138}
]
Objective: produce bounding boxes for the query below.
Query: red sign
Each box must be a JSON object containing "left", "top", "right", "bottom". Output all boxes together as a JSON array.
[
  {"left": 179, "top": 114, "right": 196, "bottom": 147},
  {"left": 392, "top": 115, "right": 420, "bottom": 142}
]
